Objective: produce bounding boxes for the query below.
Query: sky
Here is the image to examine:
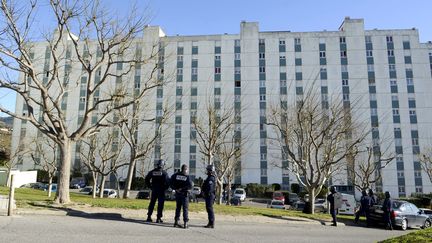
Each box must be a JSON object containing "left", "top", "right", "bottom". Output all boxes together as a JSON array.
[{"left": 1, "top": 0, "right": 431, "bottom": 116}]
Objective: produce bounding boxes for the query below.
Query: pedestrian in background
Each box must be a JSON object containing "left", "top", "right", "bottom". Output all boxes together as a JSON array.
[
  {"left": 171, "top": 164, "right": 193, "bottom": 229},
  {"left": 382, "top": 191, "right": 393, "bottom": 230},
  {"left": 145, "top": 159, "right": 170, "bottom": 223},
  {"left": 327, "top": 186, "right": 339, "bottom": 226},
  {"left": 202, "top": 164, "right": 216, "bottom": 228},
  {"left": 355, "top": 190, "right": 372, "bottom": 226}
]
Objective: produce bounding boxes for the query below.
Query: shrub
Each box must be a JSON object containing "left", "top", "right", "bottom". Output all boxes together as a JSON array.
[{"left": 245, "top": 183, "right": 272, "bottom": 198}]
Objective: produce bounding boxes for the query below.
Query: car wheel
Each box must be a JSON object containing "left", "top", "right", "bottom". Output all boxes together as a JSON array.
[
  {"left": 423, "top": 219, "right": 431, "bottom": 229},
  {"left": 400, "top": 218, "right": 407, "bottom": 231}
]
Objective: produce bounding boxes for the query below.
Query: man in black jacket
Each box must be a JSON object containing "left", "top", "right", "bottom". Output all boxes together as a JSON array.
[
  {"left": 327, "top": 186, "right": 338, "bottom": 226},
  {"left": 145, "top": 159, "right": 170, "bottom": 223},
  {"left": 171, "top": 164, "right": 193, "bottom": 229},
  {"left": 383, "top": 191, "right": 393, "bottom": 230},
  {"left": 202, "top": 164, "right": 216, "bottom": 228}
]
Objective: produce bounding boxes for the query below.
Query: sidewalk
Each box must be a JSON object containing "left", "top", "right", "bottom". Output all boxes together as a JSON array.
[{"left": 7, "top": 204, "right": 339, "bottom": 226}]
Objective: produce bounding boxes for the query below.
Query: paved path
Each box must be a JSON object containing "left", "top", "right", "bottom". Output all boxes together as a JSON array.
[{"left": 0, "top": 213, "right": 410, "bottom": 243}]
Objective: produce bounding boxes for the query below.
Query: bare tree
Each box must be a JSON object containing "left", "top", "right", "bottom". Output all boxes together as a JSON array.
[
  {"left": 0, "top": 1, "right": 161, "bottom": 203},
  {"left": 79, "top": 129, "right": 128, "bottom": 198},
  {"left": 192, "top": 97, "right": 238, "bottom": 204},
  {"left": 116, "top": 99, "right": 169, "bottom": 198},
  {"left": 30, "top": 136, "right": 58, "bottom": 198},
  {"left": 420, "top": 149, "right": 432, "bottom": 184},
  {"left": 267, "top": 86, "right": 368, "bottom": 214},
  {"left": 349, "top": 142, "right": 395, "bottom": 193}
]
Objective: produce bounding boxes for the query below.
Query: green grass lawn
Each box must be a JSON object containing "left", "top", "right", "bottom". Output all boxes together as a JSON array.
[
  {"left": 0, "top": 186, "right": 337, "bottom": 221},
  {"left": 379, "top": 227, "right": 432, "bottom": 243}
]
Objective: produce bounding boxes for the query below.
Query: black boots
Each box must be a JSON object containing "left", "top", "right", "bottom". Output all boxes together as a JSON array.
[
  {"left": 184, "top": 222, "right": 189, "bottom": 229},
  {"left": 156, "top": 218, "right": 163, "bottom": 223},
  {"left": 146, "top": 217, "right": 152, "bottom": 222},
  {"left": 174, "top": 220, "right": 181, "bottom": 228},
  {"left": 204, "top": 222, "right": 214, "bottom": 228}
]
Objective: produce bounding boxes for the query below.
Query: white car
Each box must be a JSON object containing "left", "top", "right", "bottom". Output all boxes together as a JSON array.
[
  {"left": 268, "top": 200, "right": 285, "bottom": 210},
  {"left": 233, "top": 188, "right": 246, "bottom": 201},
  {"left": 103, "top": 189, "right": 118, "bottom": 198}
]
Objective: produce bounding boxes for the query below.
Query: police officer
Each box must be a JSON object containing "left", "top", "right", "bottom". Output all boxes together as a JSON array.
[
  {"left": 171, "top": 164, "right": 193, "bottom": 229},
  {"left": 202, "top": 164, "right": 216, "bottom": 228},
  {"left": 327, "top": 186, "right": 338, "bottom": 226},
  {"left": 368, "top": 189, "right": 377, "bottom": 206},
  {"left": 145, "top": 159, "right": 170, "bottom": 223},
  {"left": 383, "top": 191, "right": 393, "bottom": 230},
  {"left": 355, "top": 190, "right": 372, "bottom": 226}
]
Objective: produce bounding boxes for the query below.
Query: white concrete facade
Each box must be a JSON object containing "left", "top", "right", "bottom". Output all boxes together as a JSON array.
[{"left": 11, "top": 18, "right": 432, "bottom": 197}]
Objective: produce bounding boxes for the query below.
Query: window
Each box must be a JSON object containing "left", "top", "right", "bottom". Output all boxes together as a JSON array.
[
  {"left": 259, "top": 66, "right": 265, "bottom": 73},
  {"left": 259, "top": 52, "right": 265, "bottom": 59},
  {"left": 412, "top": 138, "right": 419, "bottom": 146},
  {"left": 370, "top": 108, "right": 377, "bottom": 116},
  {"left": 260, "top": 138, "right": 266, "bottom": 146},
  {"left": 340, "top": 51, "right": 347, "bottom": 58},
  {"left": 398, "top": 186, "right": 405, "bottom": 193},
  {"left": 235, "top": 67, "right": 241, "bottom": 74},
  {"left": 260, "top": 153, "right": 267, "bottom": 160},
  {"left": 415, "top": 186, "right": 423, "bottom": 193},
  {"left": 386, "top": 36, "right": 393, "bottom": 43},
  {"left": 392, "top": 109, "right": 399, "bottom": 115},
  {"left": 259, "top": 95, "right": 266, "bottom": 101},
  {"left": 235, "top": 53, "right": 241, "bottom": 60},
  {"left": 414, "top": 171, "right": 422, "bottom": 178},
  {"left": 397, "top": 171, "right": 404, "bottom": 178},
  {"left": 261, "top": 168, "right": 267, "bottom": 176},
  {"left": 175, "top": 124, "right": 181, "bottom": 131},
  {"left": 341, "top": 65, "right": 348, "bottom": 72},
  {"left": 365, "top": 36, "right": 372, "bottom": 43},
  {"left": 259, "top": 80, "right": 265, "bottom": 87},
  {"left": 367, "top": 64, "right": 374, "bottom": 72},
  {"left": 387, "top": 50, "right": 394, "bottom": 57},
  {"left": 259, "top": 39, "right": 265, "bottom": 45},
  {"left": 235, "top": 39, "right": 241, "bottom": 46},
  {"left": 175, "top": 138, "right": 181, "bottom": 145},
  {"left": 279, "top": 55, "right": 286, "bottom": 60},
  {"left": 389, "top": 64, "right": 396, "bottom": 71},
  {"left": 177, "top": 55, "right": 183, "bottom": 62},
  {"left": 319, "top": 51, "right": 326, "bottom": 58},
  {"left": 340, "top": 37, "right": 346, "bottom": 43},
  {"left": 280, "top": 80, "right": 287, "bottom": 87},
  {"left": 215, "top": 67, "right": 221, "bottom": 74},
  {"left": 366, "top": 50, "right": 373, "bottom": 57},
  {"left": 294, "top": 38, "right": 301, "bottom": 45},
  {"left": 343, "top": 94, "right": 350, "bottom": 101},
  {"left": 79, "top": 97, "right": 86, "bottom": 103},
  {"left": 409, "top": 109, "right": 416, "bottom": 116},
  {"left": 177, "top": 68, "right": 183, "bottom": 75},
  {"left": 279, "top": 39, "right": 285, "bottom": 45},
  {"left": 391, "top": 95, "right": 398, "bottom": 101},
  {"left": 406, "top": 78, "right": 413, "bottom": 85},
  {"left": 215, "top": 55, "right": 221, "bottom": 60},
  {"left": 390, "top": 80, "right": 397, "bottom": 86},
  {"left": 191, "top": 68, "right": 198, "bottom": 75},
  {"left": 342, "top": 79, "right": 349, "bottom": 86}
]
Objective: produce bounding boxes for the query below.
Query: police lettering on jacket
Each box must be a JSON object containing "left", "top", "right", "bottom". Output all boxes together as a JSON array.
[
  {"left": 170, "top": 172, "right": 192, "bottom": 194},
  {"left": 145, "top": 168, "right": 170, "bottom": 191}
]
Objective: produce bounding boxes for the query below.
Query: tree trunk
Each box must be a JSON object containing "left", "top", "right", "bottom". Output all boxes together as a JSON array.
[
  {"left": 92, "top": 172, "right": 98, "bottom": 199},
  {"left": 55, "top": 140, "right": 72, "bottom": 204},
  {"left": 99, "top": 174, "right": 106, "bottom": 198},
  {"left": 216, "top": 179, "right": 223, "bottom": 205},
  {"left": 47, "top": 177, "right": 53, "bottom": 198},
  {"left": 114, "top": 172, "right": 121, "bottom": 200},
  {"left": 308, "top": 188, "right": 316, "bottom": 214},
  {"left": 123, "top": 154, "right": 136, "bottom": 199}
]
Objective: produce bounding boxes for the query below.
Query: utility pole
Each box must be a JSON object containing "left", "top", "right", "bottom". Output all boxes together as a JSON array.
[{"left": 8, "top": 174, "right": 15, "bottom": 216}]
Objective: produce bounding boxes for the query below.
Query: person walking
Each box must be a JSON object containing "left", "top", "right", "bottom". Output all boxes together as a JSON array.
[
  {"left": 145, "top": 159, "right": 170, "bottom": 223},
  {"left": 355, "top": 190, "right": 372, "bottom": 226},
  {"left": 202, "top": 164, "right": 216, "bottom": 228},
  {"left": 171, "top": 164, "right": 193, "bottom": 229},
  {"left": 382, "top": 191, "right": 393, "bottom": 230},
  {"left": 327, "top": 186, "right": 339, "bottom": 226}
]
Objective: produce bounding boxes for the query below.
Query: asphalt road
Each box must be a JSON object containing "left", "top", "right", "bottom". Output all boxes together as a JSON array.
[{"left": 0, "top": 214, "right": 410, "bottom": 243}]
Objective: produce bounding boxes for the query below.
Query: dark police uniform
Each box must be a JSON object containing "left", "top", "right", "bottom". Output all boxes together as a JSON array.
[
  {"left": 171, "top": 170, "right": 193, "bottom": 226},
  {"left": 327, "top": 188, "right": 337, "bottom": 226},
  {"left": 202, "top": 173, "right": 216, "bottom": 227},
  {"left": 382, "top": 192, "right": 393, "bottom": 230},
  {"left": 355, "top": 192, "right": 372, "bottom": 225},
  {"left": 145, "top": 167, "right": 170, "bottom": 221}
]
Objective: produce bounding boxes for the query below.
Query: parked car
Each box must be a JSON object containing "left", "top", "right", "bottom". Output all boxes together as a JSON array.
[
  {"left": 69, "top": 177, "right": 86, "bottom": 189},
  {"left": 191, "top": 186, "right": 201, "bottom": 196},
  {"left": 338, "top": 193, "right": 356, "bottom": 215},
  {"left": 272, "top": 191, "right": 285, "bottom": 203},
  {"left": 286, "top": 193, "right": 300, "bottom": 205},
  {"left": 103, "top": 189, "right": 117, "bottom": 198},
  {"left": 136, "top": 190, "right": 151, "bottom": 199},
  {"left": 268, "top": 200, "right": 285, "bottom": 210},
  {"left": 44, "top": 183, "right": 57, "bottom": 192},
  {"left": 79, "top": 186, "right": 99, "bottom": 195},
  {"left": 20, "top": 182, "right": 46, "bottom": 190},
  {"left": 233, "top": 188, "right": 246, "bottom": 201},
  {"left": 165, "top": 188, "right": 176, "bottom": 201},
  {"left": 314, "top": 198, "right": 327, "bottom": 213},
  {"left": 420, "top": 208, "right": 432, "bottom": 220},
  {"left": 369, "top": 200, "right": 432, "bottom": 230},
  {"left": 292, "top": 200, "right": 305, "bottom": 211}
]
